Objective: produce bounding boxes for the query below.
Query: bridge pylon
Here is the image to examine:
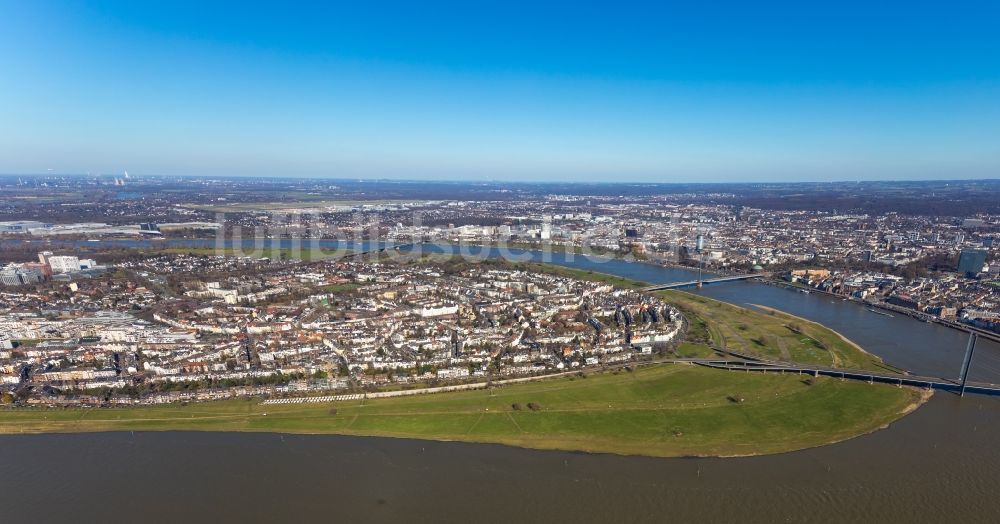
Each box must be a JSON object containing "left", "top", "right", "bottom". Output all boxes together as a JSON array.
[{"left": 959, "top": 333, "right": 979, "bottom": 397}]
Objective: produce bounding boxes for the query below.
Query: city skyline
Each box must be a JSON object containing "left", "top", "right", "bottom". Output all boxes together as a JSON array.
[{"left": 2, "top": 1, "right": 998, "bottom": 182}]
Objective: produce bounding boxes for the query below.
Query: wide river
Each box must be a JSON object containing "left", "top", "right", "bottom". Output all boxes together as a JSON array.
[{"left": 2, "top": 239, "right": 999, "bottom": 522}]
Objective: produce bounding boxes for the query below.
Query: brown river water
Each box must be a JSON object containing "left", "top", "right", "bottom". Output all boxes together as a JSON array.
[{"left": 1, "top": 393, "right": 998, "bottom": 523}]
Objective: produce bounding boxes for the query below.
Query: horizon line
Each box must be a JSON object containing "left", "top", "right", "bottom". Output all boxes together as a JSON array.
[{"left": 2, "top": 172, "right": 1000, "bottom": 187}]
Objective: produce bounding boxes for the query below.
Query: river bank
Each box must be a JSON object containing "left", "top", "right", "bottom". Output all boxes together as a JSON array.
[
  {"left": 749, "top": 303, "right": 886, "bottom": 364},
  {"left": 760, "top": 278, "right": 1000, "bottom": 345},
  {"left": 4, "top": 391, "right": 996, "bottom": 524}
]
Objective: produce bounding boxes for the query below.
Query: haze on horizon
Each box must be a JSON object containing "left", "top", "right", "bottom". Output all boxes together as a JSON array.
[{"left": 1, "top": 0, "right": 998, "bottom": 183}]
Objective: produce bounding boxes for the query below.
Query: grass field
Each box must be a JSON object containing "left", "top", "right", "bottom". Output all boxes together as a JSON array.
[
  {"left": 675, "top": 342, "right": 718, "bottom": 358},
  {"left": 0, "top": 365, "right": 923, "bottom": 457},
  {"left": 659, "top": 290, "right": 902, "bottom": 372}
]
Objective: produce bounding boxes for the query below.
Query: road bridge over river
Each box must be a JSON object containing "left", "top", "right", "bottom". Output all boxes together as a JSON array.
[
  {"left": 694, "top": 359, "right": 1000, "bottom": 396},
  {"left": 689, "top": 332, "right": 1000, "bottom": 397},
  {"left": 642, "top": 273, "right": 767, "bottom": 291}
]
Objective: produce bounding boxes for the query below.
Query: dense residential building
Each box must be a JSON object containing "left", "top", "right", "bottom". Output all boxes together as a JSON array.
[{"left": 0, "top": 252, "right": 683, "bottom": 404}]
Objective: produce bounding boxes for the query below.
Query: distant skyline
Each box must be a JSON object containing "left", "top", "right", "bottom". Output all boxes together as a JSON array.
[{"left": 2, "top": 1, "right": 998, "bottom": 182}]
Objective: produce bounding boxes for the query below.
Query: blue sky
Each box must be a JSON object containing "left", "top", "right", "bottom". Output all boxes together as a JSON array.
[{"left": 1, "top": 0, "right": 998, "bottom": 182}]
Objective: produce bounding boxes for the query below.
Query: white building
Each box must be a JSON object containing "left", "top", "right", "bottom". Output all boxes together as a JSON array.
[
  {"left": 0, "top": 264, "right": 45, "bottom": 286},
  {"left": 48, "top": 256, "right": 81, "bottom": 274},
  {"left": 419, "top": 304, "right": 459, "bottom": 318}
]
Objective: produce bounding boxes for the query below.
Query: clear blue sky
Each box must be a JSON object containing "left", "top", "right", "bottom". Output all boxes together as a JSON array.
[{"left": 1, "top": 1, "right": 998, "bottom": 182}]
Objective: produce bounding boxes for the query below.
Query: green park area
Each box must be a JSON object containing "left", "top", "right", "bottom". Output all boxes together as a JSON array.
[{"left": 659, "top": 290, "right": 905, "bottom": 373}]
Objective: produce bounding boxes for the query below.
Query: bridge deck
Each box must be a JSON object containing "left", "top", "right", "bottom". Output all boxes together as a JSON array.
[
  {"left": 695, "top": 360, "right": 1000, "bottom": 396},
  {"left": 642, "top": 274, "right": 765, "bottom": 291}
]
